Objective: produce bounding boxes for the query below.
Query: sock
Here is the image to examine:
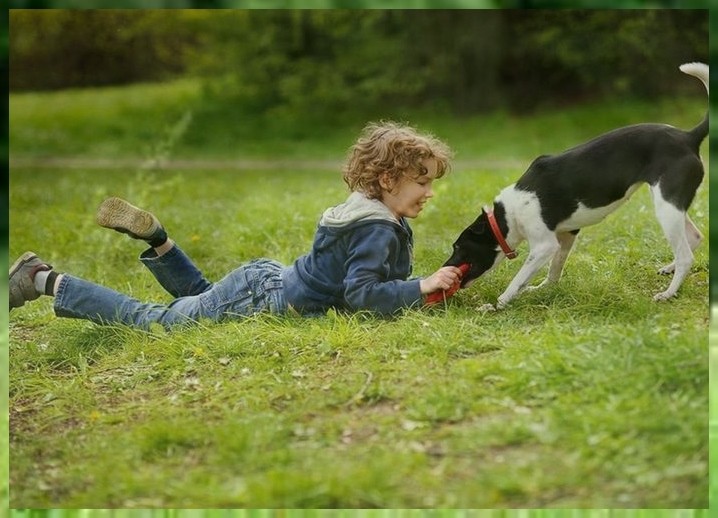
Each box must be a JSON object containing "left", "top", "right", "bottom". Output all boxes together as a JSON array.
[
  {"left": 148, "top": 228, "right": 168, "bottom": 248},
  {"left": 33, "top": 269, "right": 59, "bottom": 296},
  {"left": 45, "top": 271, "right": 59, "bottom": 296},
  {"left": 34, "top": 269, "right": 50, "bottom": 294}
]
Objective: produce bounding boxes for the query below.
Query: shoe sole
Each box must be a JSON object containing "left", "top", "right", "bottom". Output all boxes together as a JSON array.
[
  {"left": 96, "top": 197, "right": 158, "bottom": 239},
  {"left": 9, "top": 251, "right": 39, "bottom": 279}
]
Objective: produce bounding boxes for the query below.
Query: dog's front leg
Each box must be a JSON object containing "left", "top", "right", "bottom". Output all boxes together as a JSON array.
[
  {"left": 495, "top": 239, "right": 560, "bottom": 309},
  {"left": 525, "top": 231, "right": 578, "bottom": 291}
]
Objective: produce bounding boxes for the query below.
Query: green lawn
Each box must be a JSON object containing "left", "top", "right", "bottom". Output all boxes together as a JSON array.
[{"left": 8, "top": 80, "right": 709, "bottom": 507}]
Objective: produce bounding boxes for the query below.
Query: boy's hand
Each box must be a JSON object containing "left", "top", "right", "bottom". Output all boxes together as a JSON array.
[{"left": 423, "top": 263, "right": 470, "bottom": 305}]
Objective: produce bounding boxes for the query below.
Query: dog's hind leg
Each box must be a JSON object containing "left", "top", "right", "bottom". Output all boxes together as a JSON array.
[
  {"left": 649, "top": 184, "right": 695, "bottom": 301},
  {"left": 658, "top": 214, "right": 703, "bottom": 275}
]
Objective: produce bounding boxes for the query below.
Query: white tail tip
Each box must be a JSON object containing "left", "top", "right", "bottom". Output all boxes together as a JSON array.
[{"left": 679, "top": 62, "right": 708, "bottom": 93}]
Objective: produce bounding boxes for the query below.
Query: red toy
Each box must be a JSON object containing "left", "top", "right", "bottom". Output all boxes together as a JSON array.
[{"left": 424, "top": 263, "right": 470, "bottom": 305}]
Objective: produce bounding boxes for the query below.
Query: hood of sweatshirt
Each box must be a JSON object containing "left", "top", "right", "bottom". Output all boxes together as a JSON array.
[{"left": 319, "top": 191, "right": 398, "bottom": 228}]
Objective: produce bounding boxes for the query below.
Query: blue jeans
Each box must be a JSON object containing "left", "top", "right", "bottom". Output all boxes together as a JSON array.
[{"left": 54, "top": 244, "right": 288, "bottom": 330}]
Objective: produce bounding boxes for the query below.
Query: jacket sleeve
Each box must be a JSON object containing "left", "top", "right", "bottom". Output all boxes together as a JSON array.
[{"left": 343, "top": 224, "right": 423, "bottom": 315}]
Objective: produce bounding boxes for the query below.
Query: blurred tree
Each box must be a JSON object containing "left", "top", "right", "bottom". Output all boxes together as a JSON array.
[
  {"left": 500, "top": 0, "right": 707, "bottom": 6},
  {"left": 500, "top": 10, "right": 707, "bottom": 110},
  {"left": 191, "top": 0, "right": 227, "bottom": 5},
  {"left": 9, "top": 0, "right": 192, "bottom": 6},
  {"left": 10, "top": 10, "right": 198, "bottom": 89},
  {"left": 7, "top": 0, "right": 709, "bottom": 6},
  {"left": 1, "top": 8, "right": 7, "bottom": 239},
  {"left": 189, "top": 9, "right": 706, "bottom": 116},
  {"left": 9, "top": 9, "right": 708, "bottom": 114},
  {"left": 398, "top": 11, "right": 504, "bottom": 112}
]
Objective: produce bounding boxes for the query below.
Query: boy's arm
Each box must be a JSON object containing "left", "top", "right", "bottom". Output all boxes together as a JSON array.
[{"left": 343, "top": 225, "right": 423, "bottom": 315}]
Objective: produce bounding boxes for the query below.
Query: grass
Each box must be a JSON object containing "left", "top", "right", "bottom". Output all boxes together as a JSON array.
[
  {"left": 8, "top": 80, "right": 709, "bottom": 508},
  {"left": 9, "top": 77, "right": 707, "bottom": 164}
]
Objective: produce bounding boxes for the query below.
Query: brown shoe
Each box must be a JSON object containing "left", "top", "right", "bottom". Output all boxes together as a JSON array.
[
  {"left": 9, "top": 251, "right": 52, "bottom": 310},
  {"left": 96, "top": 197, "right": 167, "bottom": 244}
]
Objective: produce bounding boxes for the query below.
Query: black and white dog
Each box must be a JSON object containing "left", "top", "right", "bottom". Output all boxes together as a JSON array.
[{"left": 444, "top": 62, "right": 709, "bottom": 310}]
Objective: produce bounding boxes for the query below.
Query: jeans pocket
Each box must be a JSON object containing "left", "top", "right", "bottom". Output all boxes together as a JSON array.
[{"left": 198, "top": 268, "right": 254, "bottom": 316}]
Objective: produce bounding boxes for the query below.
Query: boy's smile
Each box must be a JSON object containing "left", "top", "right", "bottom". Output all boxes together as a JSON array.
[{"left": 380, "top": 158, "right": 439, "bottom": 219}]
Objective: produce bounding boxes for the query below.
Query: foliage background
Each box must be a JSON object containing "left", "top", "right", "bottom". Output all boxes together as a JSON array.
[
  {"left": 9, "top": 10, "right": 706, "bottom": 112},
  {"left": 5, "top": 0, "right": 713, "bottom": 7}
]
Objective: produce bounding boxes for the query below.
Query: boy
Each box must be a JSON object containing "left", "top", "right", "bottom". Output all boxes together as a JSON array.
[{"left": 9, "top": 121, "right": 463, "bottom": 329}]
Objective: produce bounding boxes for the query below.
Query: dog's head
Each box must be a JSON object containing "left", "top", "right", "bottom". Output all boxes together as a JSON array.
[{"left": 443, "top": 208, "right": 504, "bottom": 288}]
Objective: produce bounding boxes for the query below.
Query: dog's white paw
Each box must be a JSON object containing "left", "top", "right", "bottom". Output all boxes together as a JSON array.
[
  {"left": 496, "top": 296, "right": 513, "bottom": 310},
  {"left": 478, "top": 303, "right": 497, "bottom": 312},
  {"left": 653, "top": 290, "right": 676, "bottom": 302},
  {"left": 657, "top": 263, "right": 675, "bottom": 275}
]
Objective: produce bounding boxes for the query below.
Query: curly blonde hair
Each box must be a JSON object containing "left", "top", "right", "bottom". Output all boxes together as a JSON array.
[{"left": 342, "top": 121, "right": 454, "bottom": 199}]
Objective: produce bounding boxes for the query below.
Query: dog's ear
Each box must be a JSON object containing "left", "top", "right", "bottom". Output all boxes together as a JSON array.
[
  {"left": 468, "top": 209, "right": 488, "bottom": 234},
  {"left": 469, "top": 219, "right": 486, "bottom": 234}
]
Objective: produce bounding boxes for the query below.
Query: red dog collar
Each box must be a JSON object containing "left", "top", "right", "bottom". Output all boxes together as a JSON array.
[{"left": 484, "top": 206, "right": 518, "bottom": 259}]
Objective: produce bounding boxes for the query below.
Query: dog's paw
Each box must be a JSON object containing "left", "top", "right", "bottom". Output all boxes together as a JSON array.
[
  {"left": 653, "top": 290, "right": 676, "bottom": 302},
  {"left": 657, "top": 263, "right": 675, "bottom": 275},
  {"left": 478, "top": 303, "right": 497, "bottom": 312},
  {"left": 496, "top": 296, "right": 512, "bottom": 309}
]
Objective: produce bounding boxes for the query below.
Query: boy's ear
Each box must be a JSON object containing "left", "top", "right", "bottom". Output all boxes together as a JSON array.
[{"left": 378, "top": 172, "right": 394, "bottom": 191}]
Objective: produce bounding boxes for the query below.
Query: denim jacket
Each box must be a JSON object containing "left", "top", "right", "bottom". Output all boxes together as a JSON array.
[{"left": 282, "top": 191, "right": 423, "bottom": 316}]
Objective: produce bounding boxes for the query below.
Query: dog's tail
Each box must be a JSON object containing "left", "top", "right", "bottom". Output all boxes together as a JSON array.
[{"left": 679, "top": 62, "right": 708, "bottom": 145}]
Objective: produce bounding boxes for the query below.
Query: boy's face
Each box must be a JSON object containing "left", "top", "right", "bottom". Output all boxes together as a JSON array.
[{"left": 380, "top": 158, "right": 439, "bottom": 219}]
